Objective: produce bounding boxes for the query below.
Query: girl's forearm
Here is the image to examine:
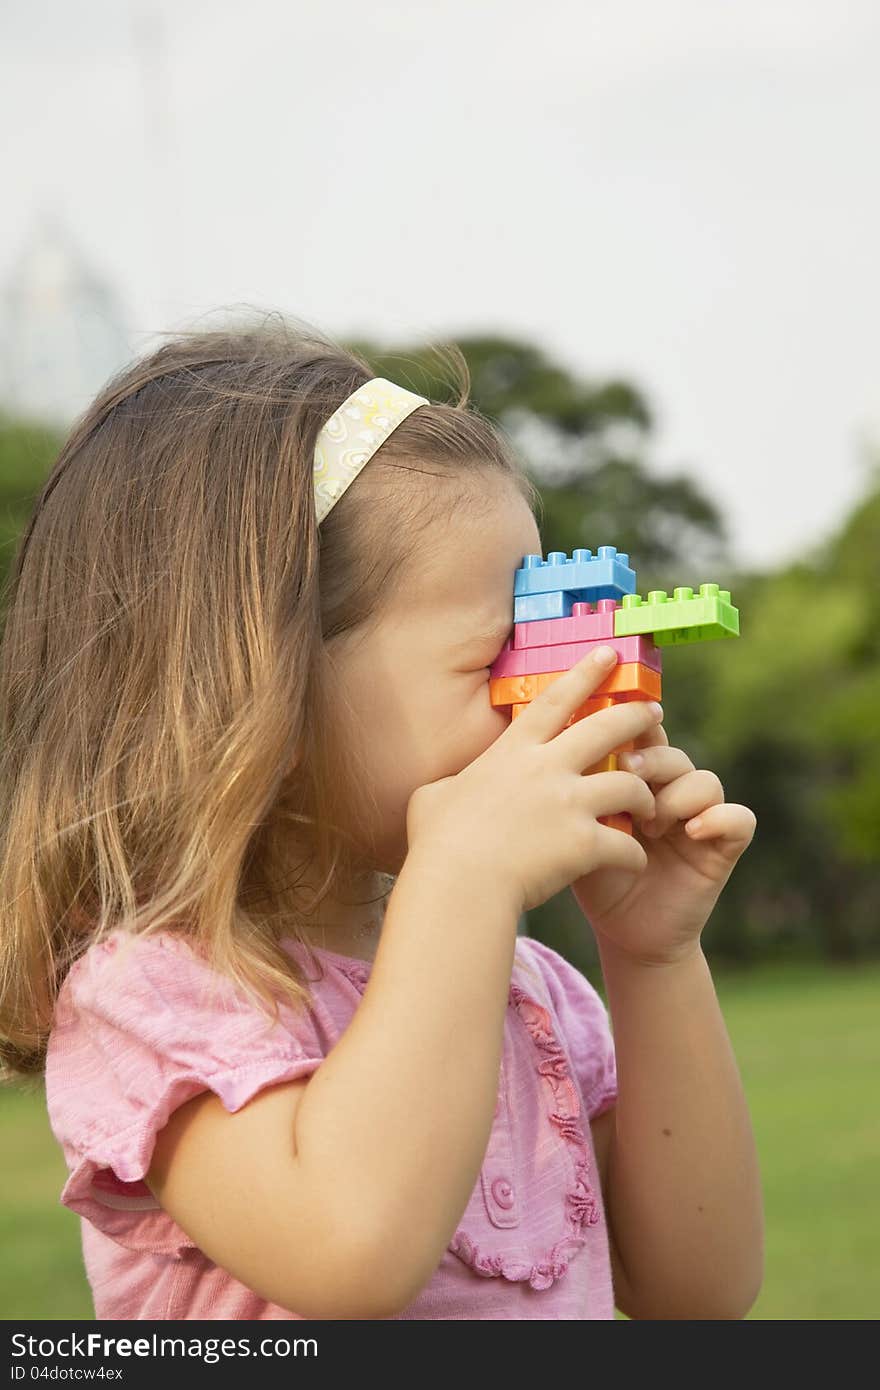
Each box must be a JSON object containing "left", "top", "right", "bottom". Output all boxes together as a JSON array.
[
  {"left": 596, "top": 939, "right": 764, "bottom": 1319},
  {"left": 292, "top": 848, "right": 521, "bottom": 1313}
]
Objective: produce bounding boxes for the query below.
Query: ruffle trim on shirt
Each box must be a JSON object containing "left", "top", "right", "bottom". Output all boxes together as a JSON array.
[
  {"left": 58, "top": 1054, "right": 324, "bottom": 1258},
  {"left": 448, "top": 982, "right": 602, "bottom": 1293},
  {"left": 294, "top": 942, "right": 606, "bottom": 1295}
]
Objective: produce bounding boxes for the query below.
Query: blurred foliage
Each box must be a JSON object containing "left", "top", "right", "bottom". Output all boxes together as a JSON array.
[
  {"left": 357, "top": 332, "right": 880, "bottom": 972},
  {"left": 0, "top": 411, "right": 62, "bottom": 588},
  {"left": 2, "top": 336, "right": 879, "bottom": 972},
  {"left": 353, "top": 333, "right": 730, "bottom": 581}
]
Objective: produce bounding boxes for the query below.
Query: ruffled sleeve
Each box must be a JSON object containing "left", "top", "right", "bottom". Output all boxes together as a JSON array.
[
  {"left": 44, "top": 929, "right": 326, "bottom": 1257},
  {"left": 516, "top": 936, "right": 617, "bottom": 1120}
]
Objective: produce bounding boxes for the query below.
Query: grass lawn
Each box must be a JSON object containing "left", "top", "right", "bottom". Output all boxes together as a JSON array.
[
  {"left": 1, "top": 957, "right": 878, "bottom": 1320},
  {"left": 710, "top": 957, "right": 880, "bottom": 1319}
]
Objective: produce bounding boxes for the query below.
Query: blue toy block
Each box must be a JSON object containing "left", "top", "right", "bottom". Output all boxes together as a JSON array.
[
  {"left": 514, "top": 590, "right": 576, "bottom": 623},
  {"left": 513, "top": 547, "right": 637, "bottom": 602}
]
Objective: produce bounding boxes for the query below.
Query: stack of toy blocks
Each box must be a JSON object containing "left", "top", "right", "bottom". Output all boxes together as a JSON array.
[{"left": 489, "top": 546, "right": 740, "bottom": 836}]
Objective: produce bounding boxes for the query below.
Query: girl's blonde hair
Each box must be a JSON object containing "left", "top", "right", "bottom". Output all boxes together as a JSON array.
[{"left": 0, "top": 312, "right": 540, "bottom": 1082}]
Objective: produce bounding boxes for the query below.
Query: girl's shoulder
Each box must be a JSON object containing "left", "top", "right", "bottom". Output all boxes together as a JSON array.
[
  {"left": 45, "top": 926, "right": 331, "bottom": 1257},
  {"left": 53, "top": 924, "right": 349, "bottom": 1030},
  {"left": 48, "top": 925, "right": 341, "bottom": 1110}
]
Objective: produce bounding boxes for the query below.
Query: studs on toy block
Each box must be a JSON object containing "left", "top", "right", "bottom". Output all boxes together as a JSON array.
[
  {"left": 514, "top": 547, "right": 636, "bottom": 598},
  {"left": 512, "top": 547, "right": 637, "bottom": 618},
  {"left": 613, "top": 583, "right": 739, "bottom": 645}
]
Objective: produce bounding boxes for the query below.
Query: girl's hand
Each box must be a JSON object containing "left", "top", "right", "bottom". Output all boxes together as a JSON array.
[
  {"left": 570, "top": 717, "right": 757, "bottom": 965},
  {"left": 407, "top": 647, "right": 663, "bottom": 914}
]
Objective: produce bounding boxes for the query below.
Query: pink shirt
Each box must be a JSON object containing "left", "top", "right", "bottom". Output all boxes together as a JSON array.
[{"left": 44, "top": 926, "right": 619, "bottom": 1320}]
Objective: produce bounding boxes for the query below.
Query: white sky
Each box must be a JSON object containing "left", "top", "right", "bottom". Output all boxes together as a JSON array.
[{"left": 3, "top": 0, "right": 879, "bottom": 568}]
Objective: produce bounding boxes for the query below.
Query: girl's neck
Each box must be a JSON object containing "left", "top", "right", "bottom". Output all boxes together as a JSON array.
[{"left": 299, "top": 870, "right": 395, "bottom": 964}]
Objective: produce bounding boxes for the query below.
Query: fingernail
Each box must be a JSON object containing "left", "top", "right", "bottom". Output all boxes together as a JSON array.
[
  {"left": 593, "top": 645, "right": 616, "bottom": 663},
  {"left": 623, "top": 752, "right": 644, "bottom": 769},
  {"left": 649, "top": 702, "right": 663, "bottom": 719},
  {"left": 686, "top": 817, "right": 703, "bottom": 834}
]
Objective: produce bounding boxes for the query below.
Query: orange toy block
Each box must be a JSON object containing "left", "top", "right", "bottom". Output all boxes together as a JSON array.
[
  {"left": 570, "top": 693, "right": 656, "bottom": 721},
  {"left": 571, "top": 693, "right": 614, "bottom": 721},
  {"left": 489, "top": 662, "right": 661, "bottom": 709},
  {"left": 508, "top": 694, "right": 616, "bottom": 723},
  {"left": 509, "top": 694, "right": 624, "bottom": 724}
]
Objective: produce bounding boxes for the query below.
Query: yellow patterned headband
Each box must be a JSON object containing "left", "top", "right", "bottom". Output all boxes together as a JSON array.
[{"left": 313, "top": 377, "right": 430, "bottom": 524}]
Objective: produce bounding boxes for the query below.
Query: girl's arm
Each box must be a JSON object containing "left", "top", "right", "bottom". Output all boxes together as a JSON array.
[
  {"left": 592, "top": 939, "right": 764, "bottom": 1319},
  {"left": 148, "top": 667, "right": 660, "bottom": 1318},
  {"left": 147, "top": 847, "right": 521, "bottom": 1319},
  {"left": 292, "top": 847, "right": 521, "bottom": 1306}
]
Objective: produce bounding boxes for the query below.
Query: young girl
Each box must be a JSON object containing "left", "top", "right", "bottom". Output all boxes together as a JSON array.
[{"left": 0, "top": 318, "right": 763, "bottom": 1321}]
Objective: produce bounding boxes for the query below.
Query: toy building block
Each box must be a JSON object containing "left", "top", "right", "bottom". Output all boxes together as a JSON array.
[
  {"left": 490, "top": 662, "right": 661, "bottom": 708},
  {"left": 509, "top": 695, "right": 615, "bottom": 721},
  {"left": 613, "top": 585, "right": 739, "bottom": 645},
  {"left": 513, "top": 599, "right": 618, "bottom": 648},
  {"left": 493, "top": 632, "right": 662, "bottom": 678},
  {"left": 584, "top": 740, "right": 637, "bottom": 776},
  {"left": 514, "top": 547, "right": 636, "bottom": 599},
  {"left": 513, "top": 548, "right": 635, "bottom": 623},
  {"left": 511, "top": 689, "right": 650, "bottom": 722},
  {"left": 490, "top": 546, "right": 741, "bottom": 842}
]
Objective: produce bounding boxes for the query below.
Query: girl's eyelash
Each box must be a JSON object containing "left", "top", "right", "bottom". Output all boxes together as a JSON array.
[
  {"left": 472, "top": 634, "right": 511, "bottom": 673},
  {"left": 485, "top": 640, "right": 510, "bottom": 668}
]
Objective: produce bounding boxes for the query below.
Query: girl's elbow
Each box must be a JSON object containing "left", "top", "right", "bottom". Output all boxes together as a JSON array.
[
  {"left": 697, "top": 1262, "right": 765, "bottom": 1320},
  {"left": 734, "top": 1258, "right": 765, "bottom": 1319},
  {"left": 629, "top": 1259, "right": 764, "bottom": 1321}
]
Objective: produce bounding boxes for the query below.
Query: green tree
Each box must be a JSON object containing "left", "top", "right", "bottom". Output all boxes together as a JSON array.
[
  {"left": 665, "top": 462, "right": 880, "bottom": 963},
  {"left": 0, "top": 412, "right": 62, "bottom": 606},
  {"left": 352, "top": 333, "right": 729, "bottom": 580}
]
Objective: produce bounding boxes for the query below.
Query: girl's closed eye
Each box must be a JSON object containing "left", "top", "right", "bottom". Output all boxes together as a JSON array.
[
  {"left": 451, "top": 626, "right": 512, "bottom": 676},
  {"left": 482, "top": 644, "right": 510, "bottom": 674},
  {"left": 483, "top": 627, "right": 514, "bottom": 666}
]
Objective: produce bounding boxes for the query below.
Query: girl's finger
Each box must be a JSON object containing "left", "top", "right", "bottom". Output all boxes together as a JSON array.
[
  {"left": 515, "top": 646, "right": 634, "bottom": 744},
  {"left": 640, "top": 768, "right": 725, "bottom": 838},
  {"left": 552, "top": 697, "right": 664, "bottom": 771},
  {"left": 631, "top": 716, "right": 669, "bottom": 752},
  {"left": 684, "top": 802, "right": 757, "bottom": 850},
  {"left": 580, "top": 769, "right": 657, "bottom": 822},
  {"left": 592, "top": 821, "right": 650, "bottom": 875},
  {"left": 618, "top": 744, "right": 694, "bottom": 788}
]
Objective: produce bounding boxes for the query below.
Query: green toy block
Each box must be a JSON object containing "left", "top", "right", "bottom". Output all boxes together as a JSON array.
[{"left": 612, "top": 583, "right": 740, "bottom": 646}]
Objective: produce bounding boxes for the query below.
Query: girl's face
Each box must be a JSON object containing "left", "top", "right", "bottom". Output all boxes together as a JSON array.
[{"left": 329, "top": 481, "right": 542, "bottom": 875}]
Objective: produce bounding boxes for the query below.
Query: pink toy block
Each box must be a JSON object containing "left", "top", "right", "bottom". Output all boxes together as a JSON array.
[
  {"left": 491, "top": 633, "right": 662, "bottom": 680},
  {"left": 512, "top": 598, "right": 619, "bottom": 650}
]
